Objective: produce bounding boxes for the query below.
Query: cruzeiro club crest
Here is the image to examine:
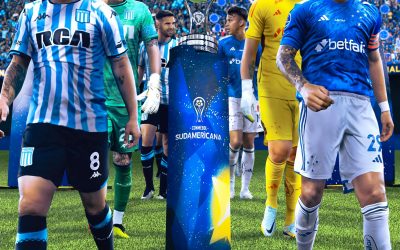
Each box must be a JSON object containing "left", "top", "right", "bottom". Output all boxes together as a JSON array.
[
  {"left": 192, "top": 11, "right": 205, "bottom": 26},
  {"left": 193, "top": 97, "right": 206, "bottom": 122}
]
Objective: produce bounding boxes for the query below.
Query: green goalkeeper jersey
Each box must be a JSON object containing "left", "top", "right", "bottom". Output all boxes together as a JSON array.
[{"left": 104, "top": 0, "right": 158, "bottom": 107}]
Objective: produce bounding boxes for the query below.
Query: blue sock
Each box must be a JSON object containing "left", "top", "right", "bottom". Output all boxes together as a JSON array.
[
  {"left": 16, "top": 215, "right": 47, "bottom": 250},
  {"left": 86, "top": 203, "right": 113, "bottom": 250},
  {"left": 159, "top": 154, "right": 168, "bottom": 196}
]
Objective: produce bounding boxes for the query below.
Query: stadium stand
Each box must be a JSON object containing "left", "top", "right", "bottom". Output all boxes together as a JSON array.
[{"left": 0, "top": 0, "right": 399, "bottom": 67}]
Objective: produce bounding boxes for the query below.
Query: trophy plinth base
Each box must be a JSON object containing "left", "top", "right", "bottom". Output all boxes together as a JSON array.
[{"left": 178, "top": 34, "right": 218, "bottom": 53}]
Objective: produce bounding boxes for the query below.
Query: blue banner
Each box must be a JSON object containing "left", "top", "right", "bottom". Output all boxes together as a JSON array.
[{"left": 167, "top": 46, "right": 231, "bottom": 250}]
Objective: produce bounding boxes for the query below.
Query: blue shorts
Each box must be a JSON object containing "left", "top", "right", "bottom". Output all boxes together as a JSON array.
[{"left": 19, "top": 123, "right": 109, "bottom": 192}]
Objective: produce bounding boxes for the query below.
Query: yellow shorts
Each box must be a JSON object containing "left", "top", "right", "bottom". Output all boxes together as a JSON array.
[{"left": 259, "top": 97, "right": 299, "bottom": 145}]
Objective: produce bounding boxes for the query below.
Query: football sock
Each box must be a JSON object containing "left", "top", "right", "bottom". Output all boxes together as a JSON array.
[
  {"left": 229, "top": 144, "right": 240, "bottom": 196},
  {"left": 159, "top": 154, "right": 168, "bottom": 196},
  {"left": 265, "top": 157, "right": 285, "bottom": 209},
  {"left": 295, "top": 199, "right": 319, "bottom": 250},
  {"left": 114, "top": 162, "right": 132, "bottom": 214},
  {"left": 141, "top": 146, "right": 155, "bottom": 191},
  {"left": 284, "top": 161, "right": 301, "bottom": 226},
  {"left": 86, "top": 203, "right": 113, "bottom": 250},
  {"left": 155, "top": 146, "right": 163, "bottom": 176},
  {"left": 16, "top": 215, "right": 47, "bottom": 250},
  {"left": 361, "top": 202, "right": 391, "bottom": 249},
  {"left": 240, "top": 147, "right": 255, "bottom": 193}
]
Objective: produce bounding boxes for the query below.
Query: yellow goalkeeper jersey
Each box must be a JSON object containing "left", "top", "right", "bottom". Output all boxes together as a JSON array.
[{"left": 246, "top": 0, "right": 301, "bottom": 100}]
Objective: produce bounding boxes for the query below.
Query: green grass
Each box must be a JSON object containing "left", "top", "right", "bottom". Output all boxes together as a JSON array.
[{"left": 0, "top": 150, "right": 399, "bottom": 249}]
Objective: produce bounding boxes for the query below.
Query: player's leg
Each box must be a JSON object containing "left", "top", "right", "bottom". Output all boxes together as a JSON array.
[
  {"left": 16, "top": 124, "right": 66, "bottom": 250},
  {"left": 339, "top": 95, "right": 391, "bottom": 249},
  {"left": 295, "top": 177, "right": 325, "bottom": 250},
  {"left": 111, "top": 152, "right": 132, "bottom": 238},
  {"left": 352, "top": 173, "right": 391, "bottom": 250},
  {"left": 259, "top": 97, "right": 294, "bottom": 236},
  {"left": 154, "top": 132, "right": 163, "bottom": 178},
  {"left": 69, "top": 129, "right": 113, "bottom": 249},
  {"left": 228, "top": 97, "right": 244, "bottom": 198},
  {"left": 294, "top": 98, "right": 343, "bottom": 248},
  {"left": 157, "top": 104, "right": 169, "bottom": 199},
  {"left": 240, "top": 132, "right": 256, "bottom": 199},
  {"left": 140, "top": 114, "right": 158, "bottom": 199},
  {"left": 284, "top": 100, "right": 301, "bottom": 238}
]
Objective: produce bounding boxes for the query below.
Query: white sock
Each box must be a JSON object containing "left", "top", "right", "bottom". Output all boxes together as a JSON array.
[
  {"left": 113, "top": 210, "right": 124, "bottom": 225},
  {"left": 295, "top": 199, "right": 320, "bottom": 250},
  {"left": 241, "top": 147, "right": 254, "bottom": 193},
  {"left": 229, "top": 144, "right": 240, "bottom": 195},
  {"left": 361, "top": 202, "right": 391, "bottom": 250}
]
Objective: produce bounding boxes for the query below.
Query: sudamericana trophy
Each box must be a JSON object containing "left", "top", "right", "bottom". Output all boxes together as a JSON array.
[{"left": 167, "top": 0, "right": 231, "bottom": 249}]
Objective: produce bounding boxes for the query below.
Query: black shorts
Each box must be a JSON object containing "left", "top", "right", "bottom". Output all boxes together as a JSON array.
[
  {"left": 140, "top": 104, "right": 168, "bottom": 133},
  {"left": 19, "top": 123, "right": 109, "bottom": 193}
]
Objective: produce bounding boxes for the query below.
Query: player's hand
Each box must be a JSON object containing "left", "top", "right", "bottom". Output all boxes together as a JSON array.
[
  {"left": 141, "top": 73, "right": 161, "bottom": 114},
  {"left": 0, "top": 96, "right": 9, "bottom": 138},
  {"left": 241, "top": 79, "right": 257, "bottom": 122},
  {"left": 300, "top": 82, "right": 334, "bottom": 112},
  {"left": 123, "top": 119, "right": 141, "bottom": 149},
  {"left": 380, "top": 111, "right": 394, "bottom": 142}
]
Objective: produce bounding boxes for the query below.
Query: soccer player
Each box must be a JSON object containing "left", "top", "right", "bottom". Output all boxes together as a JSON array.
[
  {"left": 277, "top": 0, "right": 394, "bottom": 249},
  {"left": 0, "top": 0, "right": 140, "bottom": 249},
  {"left": 241, "top": 0, "right": 302, "bottom": 238},
  {"left": 138, "top": 10, "right": 178, "bottom": 200},
  {"left": 218, "top": 6, "right": 263, "bottom": 200},
  {"left": 103, "top": 0, "right": 160, "bottom": 239}
]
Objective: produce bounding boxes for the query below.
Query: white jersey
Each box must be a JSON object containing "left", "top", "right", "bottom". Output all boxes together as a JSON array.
[{"left": 10, "top": 0, "right": 127, "bottom": 132}]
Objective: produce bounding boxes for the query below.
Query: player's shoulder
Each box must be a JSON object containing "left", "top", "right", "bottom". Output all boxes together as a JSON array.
[
  {"left": 90, "top": 0, "right": 116, "bottom": 17},
  {"left": 359, "top": 1, "right": 379, "bottom": 15},
  {"left": 24, "top": 0, "right": 41, "bottom": 12},
  {"left": 218, "top": 35, "right": 233, "bottom": 45},
  {"left": 130, "top": 0, "right": 151, "bottom": 10}
]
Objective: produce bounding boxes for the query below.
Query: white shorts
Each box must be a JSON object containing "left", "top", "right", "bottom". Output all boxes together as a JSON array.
[
  {"left": 295, "top": 92, "right": 384, "bottom": 192},
  {"left": 229, "top": 97, "right": 263, "bottom": 133}
]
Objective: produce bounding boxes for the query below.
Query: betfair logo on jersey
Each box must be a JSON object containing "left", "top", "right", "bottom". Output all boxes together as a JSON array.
[
  {"left": 36, "top": 29, "right": 90, "bottom": 49},
  {"left": 315, "top": 38, "right": 365, "bottom": 54},
  {"left": 229, "top": 58, "right": 241, "bottom": 65}
]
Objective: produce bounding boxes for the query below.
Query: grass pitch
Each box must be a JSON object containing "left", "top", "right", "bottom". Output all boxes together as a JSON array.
[{"left": 0, "top": 150, "right": 399, "bottom": 249}]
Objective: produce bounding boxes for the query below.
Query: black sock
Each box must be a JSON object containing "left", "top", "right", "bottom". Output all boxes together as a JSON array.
[
  {"left": 141, "top": 146, "right": 155, "bottom": 191},
  {"left": 86, "top": 203, "right": 113, "bottom": 250},
  {"left": 16, "top": 215, "right": 47, "bottom": 250},
  {"left": 159, "top": 153, "right": 168, "bottom": 196},
  {"left": 155, "top": 146, "right": 163, "bottom": 177}
]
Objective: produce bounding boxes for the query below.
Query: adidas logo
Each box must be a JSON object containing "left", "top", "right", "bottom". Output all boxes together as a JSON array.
[
  {"left": 372, "top": 155, "right": 383, "bottom": 163},
  {"left": 230, "top": 47, "right": 236, "bottom": 51},
  {"left": 273, "top": 9, "right": 281, "bottom": 16},
  {"left": 318, "top": 15, "right": 329, "bottom": 21}
]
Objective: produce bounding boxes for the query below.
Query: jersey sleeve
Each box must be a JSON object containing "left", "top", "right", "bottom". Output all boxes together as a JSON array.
[
  {"left": 217, "top": 39, "right": 225, "bottom": 59},
  {"left": 367, "top": 8, "right": 381, "bottom": 51},
  {"left": 245, "top": 1, "right": 266, "bottom": 41},
  {"left": 280, "top": 3, "right": 308, "bottom": 50},
  {"left": 96, "top": 4, "right": 127, "bottom": 57},
  {"left": 9, "top": 8, "right": 32, "bottom": 58},
  {"left": 140, "top": 6, "right": 158, "bottom": 43}
]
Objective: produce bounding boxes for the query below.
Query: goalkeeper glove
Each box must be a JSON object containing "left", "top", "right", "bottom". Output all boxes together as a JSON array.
[
  {"left": 240, "top": 79, "right": 256, "bottom": 122},
  {"left": 137, "top": 73, "right": 161, "bottom": 114}
]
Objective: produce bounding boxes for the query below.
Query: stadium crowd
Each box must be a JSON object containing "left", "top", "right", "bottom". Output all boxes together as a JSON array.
[{"left": 0, "top": 0, "right": 399, "bottom": 67}]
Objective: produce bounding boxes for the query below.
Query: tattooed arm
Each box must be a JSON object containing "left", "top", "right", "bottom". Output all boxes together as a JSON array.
[
  {"left": 110, "top": 54, "right": 140, "bottom": 147},
  {"left": 276, "top": 45, "right": 333, "bottom": 112},
  {"left": 145, "top": 38, "right": 161, "bottom": 76},
  {"left": 0, "top": 54, "right": 30, "bottom": 125}
]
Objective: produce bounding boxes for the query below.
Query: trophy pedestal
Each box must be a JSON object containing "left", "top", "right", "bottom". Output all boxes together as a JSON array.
[{"left": 178, "top": 34, "right": 218, "bottom": 53}]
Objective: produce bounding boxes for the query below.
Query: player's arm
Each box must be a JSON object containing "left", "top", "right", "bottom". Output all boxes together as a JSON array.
[
  {"left": 276, "top": 45, "right": 333, "bottom": 112},
  {"left": 110, "top": 54, "right": 141, "bottom": 147},
  {"left": 0, "top": 54, "right": 30, "bottom": 137},
  {"left": 239, "top": 38, "right": 259, "bottom": 122},
  {"left": 368, "top": 49, "right": 394, "bottom": 142},
  {"left": 146, "top": 39, "right": 161, "bottom": 77}
]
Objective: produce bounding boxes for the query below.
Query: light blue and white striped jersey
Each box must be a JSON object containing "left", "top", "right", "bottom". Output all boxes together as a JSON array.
[
  {"left": 10, "top": 0, "right": 127, "bottom": 132},
  {"left": 138, "top": 38, "right": 178, "bottom": 105}
]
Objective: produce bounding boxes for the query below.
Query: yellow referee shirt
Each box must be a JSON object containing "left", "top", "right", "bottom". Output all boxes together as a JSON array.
[{"left": 246, "top": 0, "right": 301, "bottom": 100}]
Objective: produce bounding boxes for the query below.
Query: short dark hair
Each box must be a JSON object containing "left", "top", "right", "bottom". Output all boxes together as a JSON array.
[
  {"left": 156, "top": 10, "right": 175, "bottom": 21},
  {"left": 227, "top": 6, "right": 248, "bottom": 21}
]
